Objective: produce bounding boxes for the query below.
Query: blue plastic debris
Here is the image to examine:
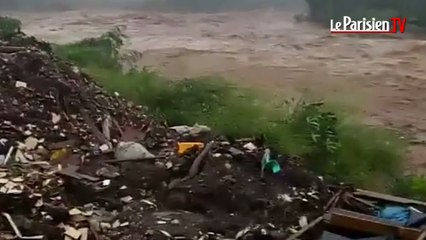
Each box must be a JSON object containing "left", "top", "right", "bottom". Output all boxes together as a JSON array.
[{"left": 377, "top": 205, "right": 410, "bottom": 226}]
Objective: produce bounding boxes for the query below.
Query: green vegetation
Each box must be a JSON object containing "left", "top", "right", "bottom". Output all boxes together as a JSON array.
[
  {"left": 305, "top": 0, "right": 426, "bottom": 30},
  {"left": 391, "top": 176, "right": 426, "bottom": 201},
  {"left": 1, "top": 17, "right": 421, "bottom": 198},
  {"left": 53, "top": 29, "right": 407, "bottom": 193}
]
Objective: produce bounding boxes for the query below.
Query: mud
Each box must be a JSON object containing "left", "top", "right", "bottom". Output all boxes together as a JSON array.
[
  {"left": 3, "top": 9, "right": 426, "bottom": 170},
  {"left": 112, "top": 153, "right": 328, "bottom": 240}
]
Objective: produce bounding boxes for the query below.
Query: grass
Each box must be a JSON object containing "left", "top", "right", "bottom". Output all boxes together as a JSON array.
[
  {"left": 0, "top": 17, "right": 413, "bottom": 195},
  {"left": 52, "top": 30, "right": 409, "bottom": 192}
]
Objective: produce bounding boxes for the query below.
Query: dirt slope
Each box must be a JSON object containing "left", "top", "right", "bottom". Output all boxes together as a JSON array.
[{"left": 4, "top": 9, "right": 426, "bottom": 171}]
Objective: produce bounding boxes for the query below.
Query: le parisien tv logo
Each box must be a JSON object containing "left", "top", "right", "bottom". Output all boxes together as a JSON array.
[{"left": 330, "top": 16, "right": 407, "bottom": 34}]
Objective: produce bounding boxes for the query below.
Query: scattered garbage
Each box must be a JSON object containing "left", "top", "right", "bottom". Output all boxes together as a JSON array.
[
  {"left": 261, "top": 148, "right": 281, "bottom": 178},
  {"left": 286, "top": 187, "right": 426, "bottom": 240},
  {"left": 177, "top": 142, "right": 204, "bottom": 155},
  {"left": 2, "top": 17, "right": 425, "bottom": 240}
]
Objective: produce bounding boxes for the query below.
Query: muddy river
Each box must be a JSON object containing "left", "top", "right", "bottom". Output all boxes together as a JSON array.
[{"left": 3, "top": 9, "right": 426, "bottom": 170}]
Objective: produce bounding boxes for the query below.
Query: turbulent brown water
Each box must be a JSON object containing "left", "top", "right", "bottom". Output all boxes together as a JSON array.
[{"left": 3, "top": 9, "right": 426, "bottom": 171}]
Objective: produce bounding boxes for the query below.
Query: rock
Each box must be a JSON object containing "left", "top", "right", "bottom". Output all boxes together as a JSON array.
[
  {"left": 170, "top": 124, "right": 211, "bottom": 137},
  {"left": 115, "top": 142, "right": 154, "bottom": 160}
]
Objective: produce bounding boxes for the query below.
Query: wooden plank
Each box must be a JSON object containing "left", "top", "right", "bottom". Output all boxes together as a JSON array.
[
  {"left": 417, "top": 231, "right": 426, "bottom": 240},
  {"left": 326, "top": 208, "right": 423, "bottom": 240},
  {"left": 354, "top": 189, "right": 426, "bottom": 207}
]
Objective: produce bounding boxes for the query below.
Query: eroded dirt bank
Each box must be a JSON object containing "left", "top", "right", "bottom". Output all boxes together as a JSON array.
[{"left": 4, "top": 9, "right": 426, "bottom": 170}]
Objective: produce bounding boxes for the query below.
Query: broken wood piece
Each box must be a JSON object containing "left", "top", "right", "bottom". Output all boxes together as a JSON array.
[
  {"left": 326, "top": 208, "right": 423, "bottom": 240},
  {"left": 188, "top": 141, "right": 214, "bottom": 178},
  {"left": 2, "top": 146, "right": 14, "bottom": 165},
  {"left": 350, "top": 195, "right": 377, "bottom": 208},
  {"left": 79, "top": 108, "right": 110, "bottom": 145},
  {"left": 1, "top": 212, "right": 44, "bottom": 239},
  {"left": 0, "top": 46, "right": 27, "bottom": 53},
  {"left": 354, "top": 188, "right": 426, "bottom": 208},
  {"left": 103, "top": 156, "right": 165, "bottom": 164},
  {"left": 111, "top": 118, "right": 124, "bottom": 136},
  {"left": 286, "top": 216, "right": 324, "bottom": 240},
  {"left": 324, "top": 190, "right": 341, "bottom": 211},
  {"left": 102, "top": 115, "right": 112, "bottom": 141}
]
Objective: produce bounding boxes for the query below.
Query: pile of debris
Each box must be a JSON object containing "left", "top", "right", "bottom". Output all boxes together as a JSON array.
[
  {"left": 0, "top": 30, "right": 332, "bottom": 240},
  {"left": 3, "top": 23, "right": 426, "bottom": 240}
]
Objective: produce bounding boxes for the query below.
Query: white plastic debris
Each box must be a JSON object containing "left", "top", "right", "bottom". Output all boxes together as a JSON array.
[
  {"left": 165, "top": 161, "right": 173, "bottom": 169},
  {"left": 102, "top": 179, "right": 111, "bottom": 186},
  {"left": 115, "top": 142, "right": 154, "bottom": 160},
  {"left": 243, "top": 142, "right": 257, "bottom": 151},
  {"left": 112, "top": 220, "right": 120, "bottom": 229},
  {"left": 24, "top": 137, "right": 39, "bottom": 150},
  {"left": 14, "top": 149, "right": 28, "bottom": 163},
  {"left": 71, "top": 66, "right": 80, "bottom": 74},
  {"left": 120, "top": 222, "right": 129, "bottom": 227},
  {"left": 15, "top": 81, "right": 27, "bottom": 88},
  {"left": 82, "top": 211, "right": 93, "bottom": 217},
  {"left": 99, "top": 144, "right": 110, "bottom": 153},
  {"left": 277, "top": 194, "right": 292, "bottom": 202},
  {"left": 299, "top": 216, "right": 308, "bottom": 228},
  {"left": 100, "top": 222, "right": 112, "bottom": 231},
  {"left": 120, "top": 196, "right": 133, "bottom": 203},
  {"left": 69, "top": 208, "right": 83, "bottom": 216},
  {"left": 159, "top": 230, "right": 172, "bottom": 238},
  {"left": 35, "top": 199, "right": 43, "bottom": 208},
  {"left": 0, "top": 138, "right": 7, "bottom": 145},
  {"left": 141, "top": 199, "right": 157, "bottom": 208},
  {"left": 11, "top": 177, "right": 24, "bottom": 183},
  {"left": 409, "top": 206, "right": 423, "bottom": 213},
  {"left": 51, "top": 113, "right": 61, "bottom": 124},
  {"left": 0, "top": 181, "right": 23, "bottom": 194}
]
